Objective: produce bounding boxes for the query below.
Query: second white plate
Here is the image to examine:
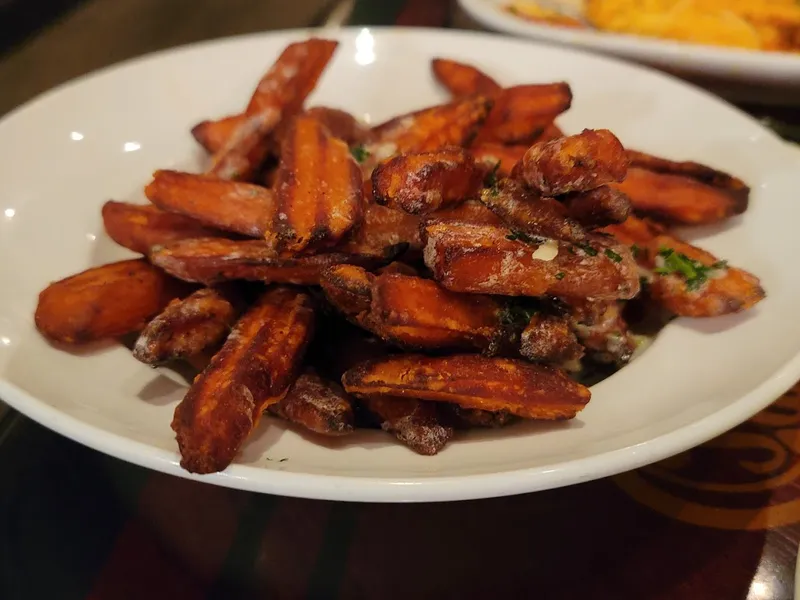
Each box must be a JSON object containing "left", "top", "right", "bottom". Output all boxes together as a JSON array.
[{"left": 459, "top": 0, "right": 800, "bottom": 90}]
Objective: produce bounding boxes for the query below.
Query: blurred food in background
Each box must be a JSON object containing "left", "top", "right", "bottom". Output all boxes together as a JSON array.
[
  {"left": 507, "top": 0, "right": 586, "bottom": 28},
  {"left": 506, "top": 0, "right": 800, "bottom": 53}
]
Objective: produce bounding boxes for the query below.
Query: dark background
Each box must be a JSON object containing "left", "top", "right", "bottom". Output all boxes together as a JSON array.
[{"left": 0, "top": 0, "right": 85, "bottom": 54}]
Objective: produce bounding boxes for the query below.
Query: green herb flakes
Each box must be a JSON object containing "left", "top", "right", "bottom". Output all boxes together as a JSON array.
[
  {"left": 506, "top": 230, "right": 545, "bottom": 245},
  {"left": 498, "top": 301, "right": 539, "bottom": 327},
  {"left": 484, "top": 161, "right": 501, "bottom": 188},
  {"left": 654, "top": 247, "right": 726, "bottom": 291},
  {"left": 575, "top": 243, "right": 598, "bottom": 256},
  {"left": 350, "top": 145, "right": 370, "bottom": 163}
]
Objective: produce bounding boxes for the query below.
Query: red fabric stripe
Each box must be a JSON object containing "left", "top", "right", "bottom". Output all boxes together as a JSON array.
[
  {"left": 86, "top": 473, "right": 246, "bottom": 599},
  {"left": 85, "top": 520, "right": 205, "bottom": 600},
  {"left": 251, "top": 498, "right": 331, "bottom": 596}
]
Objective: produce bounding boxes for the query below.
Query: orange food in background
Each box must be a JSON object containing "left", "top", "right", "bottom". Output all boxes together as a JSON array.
[{"left": 506, "top": 0, "right": 800, "bottom": 52}]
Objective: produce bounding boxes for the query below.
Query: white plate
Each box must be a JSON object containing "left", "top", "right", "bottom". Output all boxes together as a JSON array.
[
  {"left": 459, "top": 0, "right": 800, "bottom": 88},
  {"left": 1, "top": 27, "right": 799, "bottom": 503}
]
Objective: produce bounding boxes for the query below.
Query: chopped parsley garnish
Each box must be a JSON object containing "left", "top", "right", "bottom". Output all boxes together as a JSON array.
[
  {"left": 350, "top": 145, "right": 370, "bottom": 163},
  {"left": 506, "top": 230, "right": 545, "bottom": 245},
  {"left": 555, "top": 272, "right": 566, "bottom": 280},
  {"left": 604, "top": 248, "right": 623, "bottom": 263},
  {"left": 654, "top": 247, "right": 726, "bottom": 291},
  {"left": 574, "top": 242, "right": 598, "bottom": 256},
  {"left": 631, "top": 244, "right": 640, "bottom": 258},
  {"left": 499, "top": 300, "right": 539, "bottom": 327},
  {"left": 484, "top": 161, "right": 501, "bottom": 188}
]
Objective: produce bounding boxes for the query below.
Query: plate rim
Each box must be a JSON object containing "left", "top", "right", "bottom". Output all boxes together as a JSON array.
[
  {"left": 458, "top": 0, "right": 800, "bottom": 79},
  {"left": 0, "top": 26, "right": 789, "bottom": 150},
  {"left": 1, "top": 26, "right": 799, "bottom": 502}
]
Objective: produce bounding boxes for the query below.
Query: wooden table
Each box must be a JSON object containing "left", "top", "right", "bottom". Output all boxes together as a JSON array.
[{"left": 1, "top": 1, "right": 799, "bottom": 598}]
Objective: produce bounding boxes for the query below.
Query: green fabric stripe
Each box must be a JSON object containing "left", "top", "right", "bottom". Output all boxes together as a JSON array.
[
  {"left": 207, "top": 493, "right": 281, "bottom": 599},
  {"left": 0, "top": 417, "right": 133, "bottom": 600},
  {"left": 348, "top": 0, "right": 407, "bottom": 26},
  {"left": 306, "top": 502, "right": 360, "bottom": 599}
]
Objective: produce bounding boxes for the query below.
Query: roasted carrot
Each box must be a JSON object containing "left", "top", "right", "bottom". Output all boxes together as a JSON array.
[
  {"left": 172, "top": 286, "right": 315, "bottom": 474},
  {"left": 133, "top": 286, "right": 242, "bottom": 365},
  {"left": 102, "top": 201, "right": 222, "bottom": 255},
  {"left": 270, "top": 114, "right": 363, "bottom": 252},
  {"left": 518, "top": 129, "right": 628, "bottom": 195},
  {"left": 431, "top": 58, "right": 501, "bottom": 97},
  {"left": 145, "top": 170, "right": 275, "bottom": 238},
  {"left": 208, "top": 38, "right": 339, "bottom": 181},
  {"left": 151, "top": 237, "right": 398, "bottom": 286},
  {"left": 35, "top": 259, "right": 189, "bottom": 345},
  {"left": 344, "top": 354, "right": 591, "bottom": 420}
]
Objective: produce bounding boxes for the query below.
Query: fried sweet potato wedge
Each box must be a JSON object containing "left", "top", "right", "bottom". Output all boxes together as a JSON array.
[
  {"left": 474, "top": 83, "right": 573, "bottom": 145},
  {"left": 337, "top": 202, "right": 422, "bottom": 255},
  {"left": 479, "top": 179, "right": 586, "bottom": 242},
  {"left": 518, "top": 129, "right": 628, "bottom": 196},
  {"left": 271, "top": 115, "right": 363, "bottom": 253},
  {"left": 361, "top": 395, "right": 454, "bottom": 455},
  {"left": 600, "top": 213, "right": 652, "bottom": 247},
  {"left": 535, "top": 122, "right": 565, "bottom": 142},
  {"left": 207, "top": 109, "right": 281, "bottom": 181},
  {"left": 431, "top": 58, "right": 501, "bottom": 97},
  {"left": 422, "top": 221, "right": 639, "bottom": 300},
  {"left": 246, "top": 39, "right": 337, "bottom": 116},
  {"left": 172, "top": 286, "right": 315, "bottom": 474},
  {"left": 612, "top": 166, "right": 749, "bottom": 225},
  {"left": 370, "top": 273, "right": 504, "bottom": 351},
  {"left": 604, "top": 216, "right": 765, "bottom": 317},
  {"left": 366, "top": 96, "right": 493, "bottom": 160},
  {"left": 145, "top": 170, "right": 275, "bottom": 238},
  {"left": 520, "top": 314, "right": 584, "bottom": 363},
  {"left": 444, "top": 405, "right": 518, "bottom": 429},
  {"left": 102, "top": 201, "right": 222, "bottom": 255},
  {"left": 35, "top": 259, "right": 188, "bottom": 345},
  {"left": 305, "top": 106, "right": 368, "bottom": 146},
  {"left": 132, "top": 286, "right": 242, "bottom": 365},
  {"left": 321, "top": 266, "right": 505, "bottom": 352},
  {"left": 565, "top": 299, "right": 637, "bottom": 365},
  {"left": 626, "top": 149, "right": 750, "bottom": 195},
  {"left": 208, "top": 38, "right": 339, "bottom": 181},
  {"left": 372, "top": 148, "right": 484, "bottom": 214},
  {"left": 193, "top": 86, "right": 356, "bottom": 159},
  {"left": 376, "top": 261, "right": 419, "bottom": 276},
  {"left": 319, "top": 264, "right": 374, "bottom": 317},
  {"left": 343, "top": 354, "right": 591, "bottom": 420},
  {"left": 151, "top": 237, "right": 396, "bottom": 286},
  {"left": 192, "top": 114, "right": 244, "bottom": 154},
  {"left": 271, "top": 372, "right": 355, "bottom": 437},
  {"left": 430, "top": 199, "right": 504, "bottom": 226},
  {"left": 561, "top": 186, "right": 631, "bottom": 229},
  {"left": 649, "top": 252, "right": 765, "bottom": 317},
  {"left": 469, "top": 143, "right": 527, "bottom": 177}
]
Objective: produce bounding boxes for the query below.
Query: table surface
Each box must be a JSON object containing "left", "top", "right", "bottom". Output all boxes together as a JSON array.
[{"left": 2, "top": 1, "right": 800, "bottom": 598}]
